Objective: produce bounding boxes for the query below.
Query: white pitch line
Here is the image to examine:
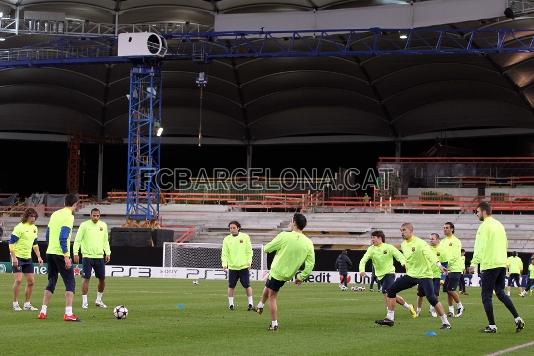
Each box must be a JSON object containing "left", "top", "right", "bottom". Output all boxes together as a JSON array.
[{"left": 486, "top": 340, "right": 534, "bottom": 356}]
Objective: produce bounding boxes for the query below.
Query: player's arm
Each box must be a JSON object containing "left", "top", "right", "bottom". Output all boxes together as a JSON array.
[
  {"left": 448, "top": 239, "right": 462, "bottom": 268},
  {"left": 8, "top": 230, "right": 20, "bottom": 267},
  {"left": 296, "top": 243, "right": 315, "bottom": 284},
  {"left": 103, "top": 223, "right": 111, "bottom": 263},
  {"left": 264, "top": 232, "right": 284, "bottom": 253},
  {"left": 59, "top": 221, "right": 73, "bottom": 269},
  {"left": 245, "top": 235, "right": 253, "bottom": 268},
  {"left": 390, "top": 244, "right": 406, "bottom": 266},
  {"left": 422, "top": 242, "right": 446, "bottom": 273},
  {"left": 358, "top": 247, "right": 372, "bottom": 277},
  {"left": 221, "top": 237, "right": 228, "bottom": 269},
  {"left": 73, "top": 223, "right": 84, "bottom": 264},
  {"left": 345, "top": 254, "right": 353, "bottom": 268},
  {"left": 469, "top": 226, "right": 485, "bottom": 273},
  {"left": 32, "top": 238, "right": 43, "bottom": 265}
]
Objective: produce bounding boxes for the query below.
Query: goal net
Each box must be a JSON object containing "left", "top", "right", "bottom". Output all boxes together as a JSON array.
[{"left": 162, "top": 242, "right": 267, "bottom": 279}]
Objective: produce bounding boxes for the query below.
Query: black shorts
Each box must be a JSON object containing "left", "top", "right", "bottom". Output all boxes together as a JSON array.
[
  {"left": 419, "top": 278, "right": 440, "bottom": 297},
  {"left": 45, "top": 254, "right": 75, "bottom": 293},
  {"left": 508, "top": 273, "right": 520, "bottom": 287},
  {"left": 388, "top": 275, "right": 439, "bottom": 307},
  {"left": 443, "top": 272, "right": 461, "bottom": 292},
  {"left": 379, "top": 274, "right": 396, "bottom": 294},
  {"left": 228, "top": 268, "right": 250, "bottom": 288},
  {"left": 265, "top": 277, "right": 286, "bottom": 292},
  {"left": 82, "top": 257, "right": 106, "bottom": 279},
  {"left": 388, "top": 274, "right": 419, "bottom": 298},
  {"left": 13, "top": 257, "right": 33, "bottom": 274}
]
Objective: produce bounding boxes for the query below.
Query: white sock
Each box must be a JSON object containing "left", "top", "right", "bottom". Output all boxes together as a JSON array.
[
  {"left": 272, "top": 320, "right": 278, "bottom": 327},
  {"left": 440, "top": 314, "right": 449, "bottom": 325},
  {"left": 430, "top": 306, "right": 435, "bottom": 312},
  {"left": 257, "top": 301, "right": 264, "bottom": 308},
  {"left": 13, "top": 301, "right": 19, "bottom": 307},
  {"left": 402, "top": 302, "right": 410, "bottom": 310},
  {"left": 40, "top": 305, "right": 47, "bottom": 314},
  {"left": 82, "top": 295, "right": 88, "bottom": 304},
  {"left": 515, "top": 317, "right": 523, "bottom": 322},
  {"left": 449, "top": 306, "right": 455, "bottom": 314},
  {"left": 228, "top": 297, "right": 234, "bottom": 306},
  {"left": 386, "top": 309, "right": 395, "bottom": 321},
  {"left": 457, "top": 302, "right": 463, "bottom": 309},
  {"left": 416, "top": 307, "right": 421, "bottom": 314},
  {"left": 65, "top": 306, "right": 73, "bottom": 316},
  {"left": 96, "top": 292, "right": 103, "bottom": 302},
  {"left": 247, "top": 296, "right": 253, "bottom": 305},
  {"left": 24, "top": 302, "right": 31, "bottom": 307}
]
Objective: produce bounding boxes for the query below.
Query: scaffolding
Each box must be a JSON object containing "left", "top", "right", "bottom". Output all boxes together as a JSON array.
[{"left": 126, "top": 64, "right": 162, "bottom": 221}]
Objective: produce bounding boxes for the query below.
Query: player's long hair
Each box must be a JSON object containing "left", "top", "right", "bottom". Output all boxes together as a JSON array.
[
  {"left": 445, "top": 222, "right": 455, "bottom": 233},
  {"left": 21, "top": 208, "right": 38, "bottom": 223},
  {"left": 228, "top": 220, "right": 241, "bottom": 230},
  {"left": 371, "top": 230, "right": 385, "bottom": 242}
]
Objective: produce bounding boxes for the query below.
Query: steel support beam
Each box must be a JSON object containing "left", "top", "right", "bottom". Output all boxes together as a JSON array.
[{"left": 1, "top": 28, "right": 534, "bottom": 68}]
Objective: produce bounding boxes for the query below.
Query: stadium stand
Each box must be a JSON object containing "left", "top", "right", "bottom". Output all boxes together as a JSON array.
[{"left": 3, "top": 203, "right": 534, "bottom": 252}]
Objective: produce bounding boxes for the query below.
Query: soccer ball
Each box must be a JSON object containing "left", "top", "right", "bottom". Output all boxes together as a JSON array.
[
  {"left": 113, "top": 305, "right": 128, "bottom": 320},
  {"left": 193, "top": 280, "right": 199, "bottom": 285}
]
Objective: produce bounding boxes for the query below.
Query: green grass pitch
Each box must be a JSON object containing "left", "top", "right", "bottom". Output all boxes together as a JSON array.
[{"left": 1, "top": 275, "right": 533, "bottom": 355}]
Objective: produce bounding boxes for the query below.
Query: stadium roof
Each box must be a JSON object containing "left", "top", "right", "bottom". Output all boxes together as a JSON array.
[{"left": 0, "top": 0, "right": 533, "bottom": 144}]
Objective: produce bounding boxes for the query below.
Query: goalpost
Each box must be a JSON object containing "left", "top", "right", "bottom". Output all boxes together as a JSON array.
[{"left": 162, "top": 242, "right": 267, "bottom": 279}]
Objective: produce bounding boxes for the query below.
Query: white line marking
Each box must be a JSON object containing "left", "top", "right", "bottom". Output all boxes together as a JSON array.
[{"left": 486, "top": 340, "right": 534, "bottom": 356}]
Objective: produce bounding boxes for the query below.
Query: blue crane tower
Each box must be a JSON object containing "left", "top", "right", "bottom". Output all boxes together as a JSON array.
[{"left": 125, "top": 63, "right": 163, "bottom": 221}]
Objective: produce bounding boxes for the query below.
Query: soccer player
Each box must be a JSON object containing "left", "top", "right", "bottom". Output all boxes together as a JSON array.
[
  {"left": 9, "top": 208, "right": 43, "bottom": 311},
  {"left": 416, "top": 233, "right": 441, "bottom": 318},
  {"left": 468, "top": 202, "right": 525, "bottom": 333},
  {"left": 459, "top": 249, "right": 468, "bottom": 295},
  {"left": 520, "top": 256, "right": 534, "bottom": 297},
  {"left": 255, "top": 213, "right": 315, "bottom": 331},
  {"left": 375, "top": 223, "right": 451, "bottom": 329},
  {"left": 73, "top": 208, "right": 111, "bottom": 309},
  {"left": 38, "top": 194, "right": 80, "bottom": 321},
  {"left": 506, "top": 251, "right": 524, "bottom": 297},
  {"left": 221, "top": 220, "right": 254, "bottom": 311},
  {"left": 335, "top": 249, "right": 352, "bottom": 289},
  {"left": 440, "top": 222, "right": 465, "bottom": 317},
  {"left": 358, "top": 230, "right": 416, "bottom": 318}
]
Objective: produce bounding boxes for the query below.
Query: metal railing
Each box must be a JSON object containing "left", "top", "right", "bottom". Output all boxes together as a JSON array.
[
  {"left": 1, "top": 27, "right": 534, "bottom": 67},
  {"left": 508, "top": 1, "right": 534, "bottom": 15},
  {"left": 0, "top": 46, "right": 112, "bottom": 62},
  {"left": 0, "top": 18, "right": 211, "bottom": 37}
]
